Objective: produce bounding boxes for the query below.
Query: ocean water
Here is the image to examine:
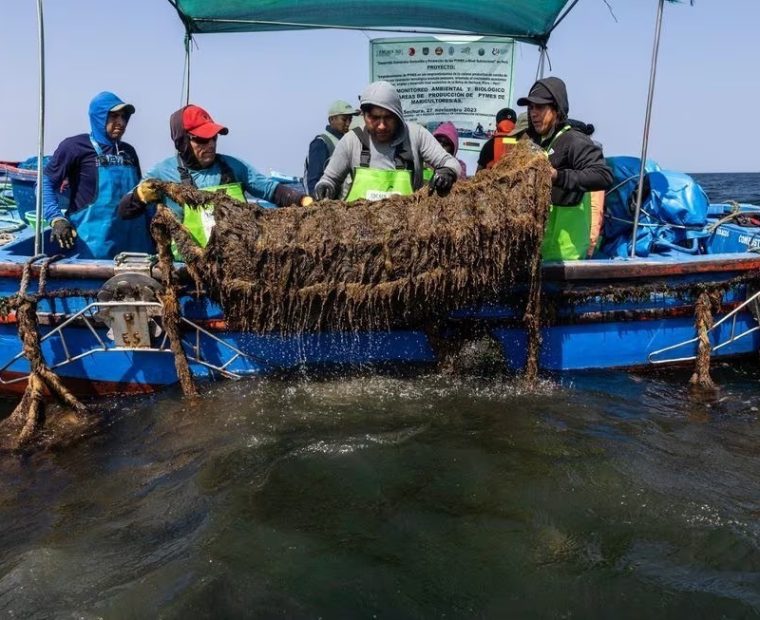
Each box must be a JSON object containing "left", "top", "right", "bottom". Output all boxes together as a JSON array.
[
  {"left": 692, "top": 172, "right": 760, "bottom": 205},
  {"left": 1, "top": 174, "right": 759, "bottom": 618}
]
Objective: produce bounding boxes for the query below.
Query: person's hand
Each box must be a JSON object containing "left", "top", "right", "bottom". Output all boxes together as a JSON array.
[
  {"left": 314, "top": 184, "right": 335, "bottom": 201},
  {"left": 135, "top": 179, "right": 161, "bottom": 204},
  {"left": 51, "top": 218, "right": 77, "bottom": 249},
  {"left": 550, "top": 167, "right": 558, "bottom": 182},
  {"left": 300, "top": 196, "right": 314, "bottom": 207},
  {"left": 428, "top": 168, "right": 457, "bottom": 196}
]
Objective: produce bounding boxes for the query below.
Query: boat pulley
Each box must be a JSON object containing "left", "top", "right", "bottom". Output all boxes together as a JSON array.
[{"left": 96, "top": 256, "right": 164, "bottom": 348}]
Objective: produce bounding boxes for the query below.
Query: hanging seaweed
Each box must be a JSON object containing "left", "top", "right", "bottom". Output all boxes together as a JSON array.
[
  {"left": 149, "top": 142, "right": 552, "bottom": 379},
  {"left": 151, "top": 210, "right": 199, "bottom": 398}
]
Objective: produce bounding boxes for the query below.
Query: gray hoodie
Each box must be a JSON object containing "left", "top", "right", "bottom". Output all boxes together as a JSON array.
[{"left": 315, "top": 81, "right": 461, "bottom": 197}]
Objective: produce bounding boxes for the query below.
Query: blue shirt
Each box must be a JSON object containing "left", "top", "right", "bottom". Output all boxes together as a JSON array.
[{"left": 142, "top": 154, "right": 280, "bottom": 217}]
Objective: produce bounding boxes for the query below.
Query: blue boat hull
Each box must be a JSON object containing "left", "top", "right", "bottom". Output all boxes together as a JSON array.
[{"left": 1, "top": 227, "right": 759, "bottom": 395}]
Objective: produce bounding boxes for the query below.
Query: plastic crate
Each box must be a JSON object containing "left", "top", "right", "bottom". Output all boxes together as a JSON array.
[{"left": 9, "top": 156, "right": 69, "bottom": 217}]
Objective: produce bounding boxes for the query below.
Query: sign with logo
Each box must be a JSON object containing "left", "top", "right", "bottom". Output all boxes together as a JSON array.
[
  {"left": 369, "top": 36, "right": 515, "bottom": 174},
  {"left": 369, "top": 37, "right": 515, "bottom": 131}
]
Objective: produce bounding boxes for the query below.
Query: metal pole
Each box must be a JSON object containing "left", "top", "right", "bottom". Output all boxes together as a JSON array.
[
  {"left": 34, "top": 0, "right": 46, "bottom": 255},
  {"left": 630, "top": 0, "right": 665, "bottom": 258},
  {"left": 536, "top": 46, "right": 547, "bottom": 80},
  {"left": 182, "top": 32, "right": 192, "bottom": 105}
]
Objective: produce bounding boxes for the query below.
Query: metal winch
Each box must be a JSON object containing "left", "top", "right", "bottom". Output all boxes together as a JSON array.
[{"left": 96, "top": 253, "right": 164, "bottom": 348}]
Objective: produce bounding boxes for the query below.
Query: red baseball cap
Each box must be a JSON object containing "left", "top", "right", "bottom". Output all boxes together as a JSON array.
[{"left": 182, "top": 105, "right": 229, "bottom": 139}]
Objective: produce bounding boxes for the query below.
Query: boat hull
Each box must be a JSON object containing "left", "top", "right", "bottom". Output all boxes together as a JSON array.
[{"left": 1, "top": 246, "right": 758, "bottom": 396}]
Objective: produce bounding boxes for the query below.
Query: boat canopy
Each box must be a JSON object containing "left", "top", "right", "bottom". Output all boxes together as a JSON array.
[
  {"left": 167, "top": 0, "right": 578, "bottom": 45},
  {"left": 167, "top": 0, "right": 696, "bottom": 45}
]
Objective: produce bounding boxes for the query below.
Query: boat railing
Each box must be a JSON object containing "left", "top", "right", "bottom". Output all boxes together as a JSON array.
[
  {"left": 648, "top": 289, "right": 760, "bottom": 365},
  {"left": 0, "top": 300, "right": 253, "bottom": 385}
]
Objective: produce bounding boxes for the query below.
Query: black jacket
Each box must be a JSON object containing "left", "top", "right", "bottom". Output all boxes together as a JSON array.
[
  {"left": 541, "top": 125, "right": 612, "bottom": 206},
  {"left": 525, "top": 77, "right": 613, "bottom": 206}
]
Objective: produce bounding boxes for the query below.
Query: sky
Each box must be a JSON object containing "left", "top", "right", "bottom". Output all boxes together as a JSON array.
[{"left": 1, "top": 0, "right": 758, "bottom": 174}]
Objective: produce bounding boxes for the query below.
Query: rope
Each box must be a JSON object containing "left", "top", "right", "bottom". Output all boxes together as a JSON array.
[
  {"left": 689, "top": 289, "right": 722, "bottom": 392},
  {"left": 0, "top": 255, "right": 90, "bottom": 452}
]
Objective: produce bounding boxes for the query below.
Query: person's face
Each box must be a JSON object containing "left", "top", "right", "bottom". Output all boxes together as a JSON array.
[
  {"left": 363, "top": 106, "right": 398, "bottom": 143},
  {"left": 328, "top": 114, "right": 353, "bottom": 135},
  {"left": 435, "top": 135, "right": 455, "bottom": 155},
  {"left": 528, "top": 103, "right": 558, "bottom": 137},
  {"left": 106, "top": 111, "right": 129, "bottom": 140},
  {"left": 189, "top": 134, "right": 218, "bottom": 168}
]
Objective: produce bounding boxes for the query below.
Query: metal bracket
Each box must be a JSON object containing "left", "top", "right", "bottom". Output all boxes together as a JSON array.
[
  {"left": 648, "top": 289, "right": 760, "bottom": 365},
  {"left": 0, "top": 300, "right": 255, "bottom": 385}
]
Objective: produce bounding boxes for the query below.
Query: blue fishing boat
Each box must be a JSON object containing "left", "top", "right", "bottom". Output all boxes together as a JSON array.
[{"left": 2, "top": 0, "right": 756, "bottom": 397}]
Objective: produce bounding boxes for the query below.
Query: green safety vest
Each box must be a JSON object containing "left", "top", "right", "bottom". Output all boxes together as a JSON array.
[
  {"left": 346, "top": 167, "right": 414, "bottom": 202},
  {"left": 422, "top": 167, "right": 434, "bottom": 183},
  {"left": 345, "top": 127, "right": 415, "bottom": 202},
  {"left": 541, "top": 126, "right": 591, "bottom": 261},
  {"left": 183, "top": 182, "right": 245, "bottom": 247}
]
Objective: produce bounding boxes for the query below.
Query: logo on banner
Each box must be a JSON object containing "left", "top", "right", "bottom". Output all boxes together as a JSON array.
[{"left": 408, "top": 47, "right": 416, "bottom": 56}]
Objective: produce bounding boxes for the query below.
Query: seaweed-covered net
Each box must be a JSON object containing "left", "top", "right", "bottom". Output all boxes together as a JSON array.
[{"left": 151, "top": 141, "right": 552, "bottom": 339}]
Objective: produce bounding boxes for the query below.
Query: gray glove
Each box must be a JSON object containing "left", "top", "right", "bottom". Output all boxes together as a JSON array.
[
  {"left": 51, "top": 218, "right": 77, "bottom": 249},
  {"left": 428, "top": 168, "right": 457, "bottom": 197},
  {"left": 314, "top": 183, "right": 335, "bottom": 201}
]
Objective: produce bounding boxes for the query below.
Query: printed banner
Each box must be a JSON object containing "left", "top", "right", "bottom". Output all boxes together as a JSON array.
[{"left": 369, "top": 36, "right": 515, "bottom": 137}]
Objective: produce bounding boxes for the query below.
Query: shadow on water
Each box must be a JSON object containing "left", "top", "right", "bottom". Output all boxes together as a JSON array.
[{"left": 0, "top": 364, "right": 758, "bottom": 618}]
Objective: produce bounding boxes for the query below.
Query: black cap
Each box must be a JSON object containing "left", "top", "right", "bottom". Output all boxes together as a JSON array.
[
  {"left": 496, "top": 107, "right": 517, "bottom": 123},
  {"left": 517, "top": 82, "right": 555, "bottom": 106}
]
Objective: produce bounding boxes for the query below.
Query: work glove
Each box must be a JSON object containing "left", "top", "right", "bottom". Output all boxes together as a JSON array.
[
  {"left": 272, "top": 183, "right": 310, "bottom": 208},
  {"left": 135, "top": 179, "right": 161, "bottom": 204},
  {"left": 314, "top": 184, "right": 335, "bottom": 201},
  {"left": 51, "top": 218, "right": 77, "bottom": 250},
  {"left": 428, "top": 167, "right": 457, "bottom": 197}
]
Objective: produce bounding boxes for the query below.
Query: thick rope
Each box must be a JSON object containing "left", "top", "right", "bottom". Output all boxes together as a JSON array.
[
  {"left": 689, "top": 289, "right": 722, "bottom": 392},
  {"left": 0, "top": 257, "right": 90, "bottom": 451},
  {"left": 151, "top": 206, "right": 199, "bottom": 398}
]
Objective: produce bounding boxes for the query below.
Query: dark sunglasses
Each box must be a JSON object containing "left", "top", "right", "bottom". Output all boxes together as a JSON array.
[{"left": 188, "top": 134, "right": 217, "bottom": 145}]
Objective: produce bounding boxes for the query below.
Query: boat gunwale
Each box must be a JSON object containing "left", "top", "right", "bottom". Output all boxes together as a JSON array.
[{"left": 0, "top": 254, "right": 759, "bottom": 285}]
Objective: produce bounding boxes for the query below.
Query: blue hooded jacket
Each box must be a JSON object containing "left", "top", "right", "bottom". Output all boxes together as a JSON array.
[{"left": 42, "top": 91, "right": 141, "bottom": 222}]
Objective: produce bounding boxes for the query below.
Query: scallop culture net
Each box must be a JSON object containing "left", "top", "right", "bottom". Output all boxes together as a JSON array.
[{"left": 150, "top": 141, "right": 552, "bottom": 339}]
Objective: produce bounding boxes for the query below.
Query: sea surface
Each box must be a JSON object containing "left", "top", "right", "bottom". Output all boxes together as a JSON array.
[{"left": 1, "top": 174, "right": 759, "bottom": 618}]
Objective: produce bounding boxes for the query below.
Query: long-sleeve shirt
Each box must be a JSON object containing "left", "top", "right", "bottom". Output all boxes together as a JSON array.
[
  {"left": 42, "top": 133, "right": 140, "bottom": 222},
  {"left": 305, "top": 126, "right": 343, "bottom": 195},
  {"left": 538, "top": 126, "right": 613, "bottom": 206},
  {"left": 315, "top": 122, "right": 461, "bottom": 198},
  {"left": 119, "top": 154, "right": 282, "bottom": 220}
]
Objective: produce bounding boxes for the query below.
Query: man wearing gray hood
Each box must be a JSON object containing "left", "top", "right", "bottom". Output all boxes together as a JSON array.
[
  {"left": 314, "top": 81, "right": 461, "bottom": 202},
  {"left": 517, "top": 76, "right": 612, "bottom": 260}
]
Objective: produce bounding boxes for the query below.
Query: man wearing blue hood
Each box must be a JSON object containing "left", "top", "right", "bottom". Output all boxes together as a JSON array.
[
  {"left": 42, "top": 91, "right": 151, "bottom": 259},
  {"left": 314, "top": 81, "right": 460, "bottom": 202}
]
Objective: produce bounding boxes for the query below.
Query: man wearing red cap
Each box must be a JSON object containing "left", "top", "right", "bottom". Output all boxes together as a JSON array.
[{"left": 119, "top": 104, "right": 311, "bottom": 249}]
